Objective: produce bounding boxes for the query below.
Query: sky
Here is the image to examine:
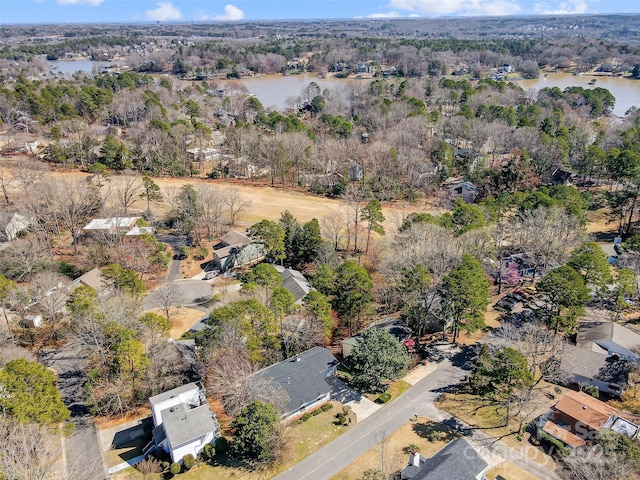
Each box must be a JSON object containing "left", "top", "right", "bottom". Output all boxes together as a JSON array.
[{"left": 0, "top": 0, "right": 639, "bottom": 25}]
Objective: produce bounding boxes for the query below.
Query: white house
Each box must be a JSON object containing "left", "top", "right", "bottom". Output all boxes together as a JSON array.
[{"left": 149, "top": 383, "right": 221, "bottom": 463}]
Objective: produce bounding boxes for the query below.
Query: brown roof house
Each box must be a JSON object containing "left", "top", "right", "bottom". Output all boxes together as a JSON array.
[
  {"left": 538, "top": 390, "right": 639, "bottom": 449},
  {"left": 212, "top": 230, "right": 265, "bottom": 272}
]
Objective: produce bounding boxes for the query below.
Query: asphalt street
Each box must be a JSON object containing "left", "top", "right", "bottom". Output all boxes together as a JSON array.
[
  {"left": 274, "top": 361, "right": 466, "bottom": 480},
  {"left": 41, "top": 345, "right": 106, "bottom": 480},
  {"left": 274, "top": 359, "right": 561, "bottom": 480}
]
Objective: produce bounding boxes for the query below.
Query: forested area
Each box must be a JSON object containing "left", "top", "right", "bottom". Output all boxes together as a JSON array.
[{"left": 3, "top": 16, "right": 640, "bottom": 478}]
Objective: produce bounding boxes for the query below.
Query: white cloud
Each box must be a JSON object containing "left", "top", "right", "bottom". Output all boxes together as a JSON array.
[
  {"left": 534, "top": 0, "right": 589, "bottom": 14},
  {"left": 58, "top": 0, "right": 103, "bottom": 5},
  {"left": 387, "top": 0, "right": 522, "bottom": 16},
  {"left": 368, "top": 11, "right": 402, "bottom": 18},
  {"left": 215, "top": 4, "right": 245, "bottom": 20},
  {"left": 145, "top": 2, "right": 182, "bottom": 21}
]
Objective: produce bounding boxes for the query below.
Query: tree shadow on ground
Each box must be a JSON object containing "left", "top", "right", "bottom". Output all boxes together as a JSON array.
[{"left": 412, "top": 420, "right": 460, "bottom": 442}]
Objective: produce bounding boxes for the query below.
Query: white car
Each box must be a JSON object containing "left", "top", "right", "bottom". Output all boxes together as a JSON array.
[{"left": 203, "top": 270, "right": 219, "bottom": 280}]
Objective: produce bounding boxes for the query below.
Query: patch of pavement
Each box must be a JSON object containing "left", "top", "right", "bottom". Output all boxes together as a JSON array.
[
  {"left": 328, "top": 377, "right": 381, "bottom": 421},
  {"left": 402, "top": 362, "right": 439, "bottom": 385}
]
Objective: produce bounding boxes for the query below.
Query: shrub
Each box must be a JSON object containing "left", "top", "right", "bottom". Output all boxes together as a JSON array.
[
  {"left": 301, "top": 413, "right": 311, "bottom": 422},
  {"left": 161, "top": 461, "right": 170, "bottom": 471},
  {"left": 194, "top": 247, "right": 209, "bottom": 261},
  {"left": 182, "top": 454, "right": 195, "bottom": 470},
  {"left": 335, "top": 412, "right": 345, "bottom": 425},
  {"left": 169, "top": 462, "right": 181, "bottom": 474},
  {"left": 427, "top": 431, "right": 444, "bottom": 442},
  {"left": 178, "top": 245, "right": 190, "bottom": 259},
  {"left": 321, "top": 403, "right": 333, "bottom": 412},
  {"left": 377, "top": 392, "right": 392, "bottom": 403},
  {"left": 311, "top": 408, "right": 321, "bottom": 416},
  {"left": 215, "top": 436, "right": 229, "bottom": 454},
  {"left": 203, "top": 442, "right": 215, "bottom": 460},
  {"left": 137, "top": 457, "right": 162, "bottom": 475}
]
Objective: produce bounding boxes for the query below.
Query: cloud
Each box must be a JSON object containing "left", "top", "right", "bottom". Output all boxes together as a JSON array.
[
  {"left": 387, "top": 0, "right": 522, "bottom": 16},
  {"left": 215, "top": 4, "right": 245, "bottom": 20},
  {"left": 58, "top": 0, "right": 103, "bottom": 5},
  {"left": 368, "top": 11, "right": 402, "bottom": 18},
  {"left": 145, "top": 2, "right": 182, "bottom": 21},
  {"left": 534, "top": 0, "right": 589, "bottom": 14}
]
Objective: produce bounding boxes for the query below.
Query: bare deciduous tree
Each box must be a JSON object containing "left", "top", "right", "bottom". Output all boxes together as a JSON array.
[
  {"left": 153, "top": 281, "right": 183, "bottom": 321},
  {"left": 113, "top": 177, "right": 142, "bottom": 216},
  {"left": 0, "top": 420, "right": 60, "bottom": 480},
  {"left": 223, "top": 188, "right": 251, "bottom": 227}
]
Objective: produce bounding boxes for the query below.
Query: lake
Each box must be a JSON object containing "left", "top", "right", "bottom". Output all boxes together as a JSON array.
[
  {"left": 515, "top": 73, "right": 639, "bottom": 117},
  {"left": 219, "top": 72, "right": 640, "bottom": 117},
  {"left": 46, "top": 58, "right": 122, "bottom": 75}
]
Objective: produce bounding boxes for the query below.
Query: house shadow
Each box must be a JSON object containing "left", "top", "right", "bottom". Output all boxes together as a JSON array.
[
  {"left": 412, "top": 419, "right": 461, "bottom": 442},
  {"left": 111, "top": 417, "right": 153, "bottom": 463},
  {"left": 328, "top": 377, "right": 363, "bottom": 404}
]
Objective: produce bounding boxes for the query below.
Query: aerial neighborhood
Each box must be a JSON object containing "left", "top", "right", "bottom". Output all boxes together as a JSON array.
[{"left": 2, "top": 11, "right": 640, "bottom": 480}]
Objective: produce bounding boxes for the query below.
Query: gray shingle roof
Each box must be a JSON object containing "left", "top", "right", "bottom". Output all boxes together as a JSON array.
[
  {"left": 219, "top": 230, "right": 251, "bottom": 247},
  {"left": 280, "top": 268, "right": 312, "bottom": 302},
  {"left": 161, "top": 403, "right": 218, "bottom": 448},
  {"left": 401, "top": 438, "right": 487, "bottom": 480},
  {"left": 258, "top": 347, "right": 338, "bottom": 415}
]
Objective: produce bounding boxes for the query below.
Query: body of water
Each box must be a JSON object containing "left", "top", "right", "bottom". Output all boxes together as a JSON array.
[
  {"left": 220, "top": 72, "right": 640, "bottom": 117},
  {"left": 216, "top": 73, "right": 366, "bottom": 110},
  {"left": 46, "top": 58, "right": 120, "bottom": 75},
  {"left": 518, "top": 72, "right": 640, "bottom": 117}
]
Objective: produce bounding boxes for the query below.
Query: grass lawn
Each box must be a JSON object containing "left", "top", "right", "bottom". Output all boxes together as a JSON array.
[
  {"left": 113, "top": 402, "right": 348, "bottom": 480},
  {"left": 436, "top": 390, "right": 557, "bottom": 469},
  {"left": 365, "top": 379, "right": 411, "bottom": 403},
  {"left": 331, "top": 416, "right": 458, "bottom": 480}
]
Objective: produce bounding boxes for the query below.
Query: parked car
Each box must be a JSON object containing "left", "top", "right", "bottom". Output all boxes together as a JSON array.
[
  {"left": 203, "top": 270, "right": 219, "bottom": 280},
  {"left": 494, "top": 295, "right": 518, "bottom": 312}
]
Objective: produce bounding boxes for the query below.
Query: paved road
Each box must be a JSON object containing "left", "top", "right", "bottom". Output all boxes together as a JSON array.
[
  {"left": 275, "top": 361, "right": 466, "bottom": 480},
  {"left": 41, "top": 344, "right": 106, "bottom": 480},
  {"left": 275, "top": 359, "right": 561, "bottom": 480},
  {"left": 143, "top": 279, "right": 214, "bottom": 311},
  {"left": 155, "top": 234, "right": 186, "bottom": 281}
]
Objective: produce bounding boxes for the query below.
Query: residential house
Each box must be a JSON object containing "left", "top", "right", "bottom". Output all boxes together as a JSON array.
[
  {"left": 275, "top": 266, "right": 313, "bottom": 304},
  {"left": 83, "top": 217, "right": 151, "bottom": 239},
  {"left": 356, "top": 63, "right": 373, "bottom": 75},
  {"left": 538, "top": 390, "right": 639, "bottom": 449},
  {"left": 257, "top": 346, "right": 338, "bottom": 421},
  {"left": 576, "top": 320, "right": 640, "bottom": 362},
  {"left": 445, "top": 179, "right": 478, "bottom": 204},
  {"left": 502, "top": 64, "right": 514, "bottom": 73},
  {"left": 399, "top": 438, "right": 488, "bottom": 480},
  {"left": 149, "top": 383, "right": 221, "bottom": 463},
  {"left": 499, "top": 252, "right": 544, "bottom": 280},
  {"left": 212, "top": 230, "right": 266, "bottom": 272},
  {"left": 66, "top": 267, "right": 111, "bottom": 297},
  {"left": 559, "top": 343, "right": 629, "bottom": 397},
  {"left": 342, "top": 318, "right": 412, "bottom": 358},
  {"left": 0, "top": 212, "right": 29, "bottom": 242},
  {"left": 22, "top": 314, "right": 43, "bottom": 328},
  {"left": 549, "top": 167, "right": 576, "bottom": 186}
]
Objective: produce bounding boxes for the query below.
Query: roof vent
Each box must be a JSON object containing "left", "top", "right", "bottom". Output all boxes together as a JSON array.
[
  {"left": 170, "top": 407, "right": 176, "bottom": 412},
  {"left": 583, "top": 406, "right": 588, "bottom": 410}
]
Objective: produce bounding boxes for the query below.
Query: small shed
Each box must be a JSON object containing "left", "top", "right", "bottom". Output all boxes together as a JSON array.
[{"left": 23, "top": 314, "right": 43, "bottom": 328}]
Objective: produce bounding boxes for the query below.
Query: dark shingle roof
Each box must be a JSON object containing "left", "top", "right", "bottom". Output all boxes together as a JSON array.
[
  {"left": 280, "top": 268, "right": 312, "bottom": 302},
  {"left": 258, "top": 347, "right": 337, "bottom": 415},
  {"left": 402, "top": 438, "right": 487, "bottom": 480}
]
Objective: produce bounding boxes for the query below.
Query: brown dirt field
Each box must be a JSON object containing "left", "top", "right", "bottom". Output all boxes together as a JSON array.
[
  {"left": 331, "top": 416, "right": 455, "bottom": 480},
  {"left": 38, "top": 168, "right": 439, "bottom": 234},
  {"left": 94, "top": 406, "right": 151, "bottom": 430},
  {"left": 145, "top": 307, "right": 204, "bottom": 339},
  {"left": 586, "top": 208, "right": 617, "bottom": 234}
]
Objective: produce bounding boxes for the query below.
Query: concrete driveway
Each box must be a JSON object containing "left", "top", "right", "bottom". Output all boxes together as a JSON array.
[
  {"left": 143, "top": 279, "right": 214, "bottom": 310},
  {"left": 328, "top": 377, "right": 381, "bottom": 421}
]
